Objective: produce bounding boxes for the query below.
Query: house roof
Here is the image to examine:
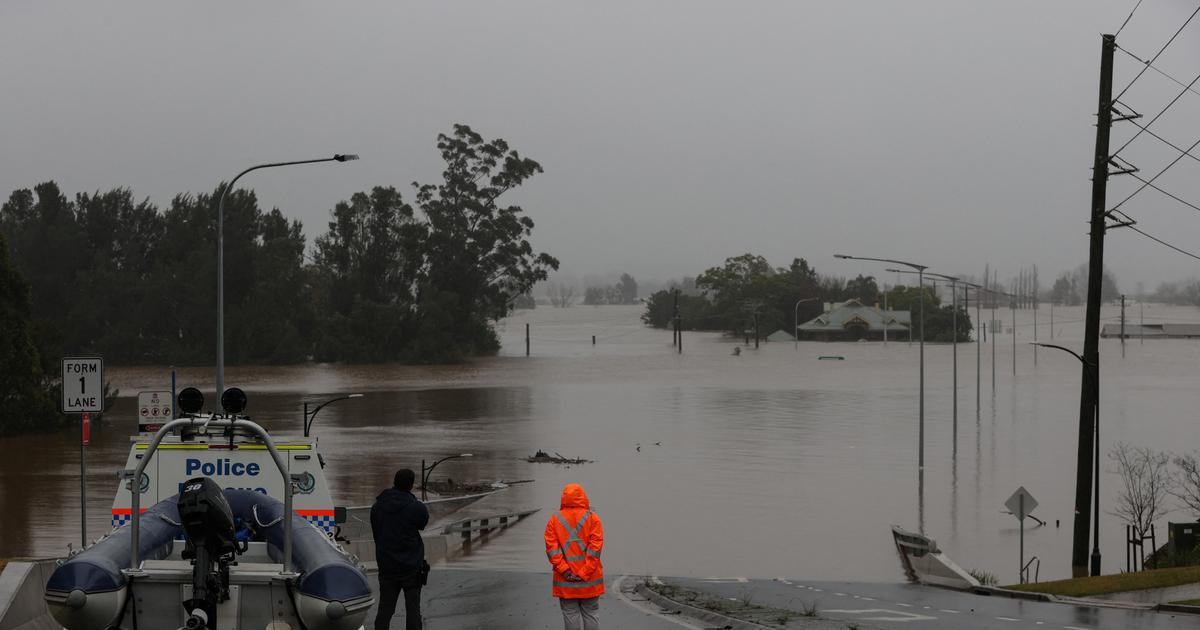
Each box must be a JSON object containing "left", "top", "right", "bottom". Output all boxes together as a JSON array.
[
  {"left": 1100, "top": 323, "right": 1200, "bottom": 338},
  {"left": 766, "top": 329, "right": 795, "bottom": 342},
  {"left": 798, "top": 299, "right": 911, "bottom": 332}
]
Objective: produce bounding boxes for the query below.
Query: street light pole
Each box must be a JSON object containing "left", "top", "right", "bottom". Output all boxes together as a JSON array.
[
  {"left": 217, "top": 154, "right": 359, "bottom": 396},
  {"left": 794, "top": 297, "right": 820, "bottom": 350},
  {"left": 421, "top": 453, "right": 474, "bottom": 501},
  {"left": 836, "top": 253, "right": 927, "bottom": 532},
  {"left": 303, "top": 393, "right": 364, "bottom": 437},
  {"left": 1034, "top": 342, "right": 1101, "bottom": 576}
]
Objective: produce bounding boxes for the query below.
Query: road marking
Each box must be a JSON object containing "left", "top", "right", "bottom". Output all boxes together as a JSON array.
[
  {"left": 896, "top": 602, "right": 913, "bottom": 607},
  {"left": 939, "top": 609, "right": 959, "bottom": 613},
  {"left": 612, "top": 576, "right": 704, "bottom": 629},
  {"left": 1063, "top": 626, "right": 1090, "bottom": 630},
  {"left": 834, "top": 592, "right": 847, "bottom": 596},
  {"left": 995, "top": 616, "right": 1020, "bottom": 621},
  {"left": 860, "top": 596, "right": 876, "bottom": 601},
  {"left": 824, "top": 609, "right": 937, "bottom": 623},
  {"left": 702, "top": 576, "right": 749, "bottom": 583}
]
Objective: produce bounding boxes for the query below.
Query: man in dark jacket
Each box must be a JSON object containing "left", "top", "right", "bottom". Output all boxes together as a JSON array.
[{"left": 371, "top": 469, "right": 430, "bottom": 630}]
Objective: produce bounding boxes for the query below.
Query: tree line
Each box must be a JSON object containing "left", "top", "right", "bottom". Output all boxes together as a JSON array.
[
  {"left": 640, "top": 253, "right": 971, "bottom": 342},
  {"left": 0, "top": 125, "right": 557, "bottom": 434}
]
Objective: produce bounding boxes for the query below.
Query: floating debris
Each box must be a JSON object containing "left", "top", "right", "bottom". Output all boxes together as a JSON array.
[{"left": 526, "top": 450, "right": 592, "bottom": 464}]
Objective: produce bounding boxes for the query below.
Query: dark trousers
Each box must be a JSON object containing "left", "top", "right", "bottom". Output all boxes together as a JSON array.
[{"left": 375, "top": 574, "right": 422, "bottom": 630}]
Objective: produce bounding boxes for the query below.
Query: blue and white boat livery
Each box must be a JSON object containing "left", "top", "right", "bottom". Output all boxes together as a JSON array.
[{"left": 44, "top": 387, "right": 374, "bottom": 630}]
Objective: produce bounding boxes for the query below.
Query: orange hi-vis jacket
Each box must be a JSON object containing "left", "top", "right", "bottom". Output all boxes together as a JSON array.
[{"left": 544, "top": 483, "right": 605, "bottom": 599}]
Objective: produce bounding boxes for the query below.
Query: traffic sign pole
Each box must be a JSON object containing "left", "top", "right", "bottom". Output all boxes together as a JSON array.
[
  {"left": 1019, "top": 494, "right": 1024, "bottom": 583},
  {"left": 81, "top": 412, "right": 87, "bottom": 548},
  {"left": 63, "top": 357, "right": 103, "bottom": 550}
]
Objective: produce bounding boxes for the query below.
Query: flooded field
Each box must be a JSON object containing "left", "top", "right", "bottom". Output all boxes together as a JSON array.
[{"left": 3, "top": 302, "right": 1200, "bottom": 583}]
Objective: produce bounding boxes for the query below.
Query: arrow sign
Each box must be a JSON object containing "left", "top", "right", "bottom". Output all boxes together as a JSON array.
[{"left": 1005, "top": 486, "right": 1038, "bottom": 521}]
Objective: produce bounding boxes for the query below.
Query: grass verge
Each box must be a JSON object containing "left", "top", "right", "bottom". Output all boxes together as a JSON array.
[
  {"left": 1006, "top": 565, "right": 1200, "bottom": 598},
  {"left": 644, "top": 580, "right": 806, "bottom": 628}
]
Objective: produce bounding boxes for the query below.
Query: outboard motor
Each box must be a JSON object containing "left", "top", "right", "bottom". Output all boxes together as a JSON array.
[{"left": 178, "top": 477, "right": 240, "bottom": 629}]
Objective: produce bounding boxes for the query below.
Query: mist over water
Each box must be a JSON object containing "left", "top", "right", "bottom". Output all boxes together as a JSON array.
[{"left": 4, "top": 303, "right": 1199, "bottom": 583}]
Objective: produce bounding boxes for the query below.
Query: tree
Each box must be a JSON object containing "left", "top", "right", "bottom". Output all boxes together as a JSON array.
[
  {"left": 1171, "top": 451, "right": 1200, "bottom": 520},
  {"left": 548, "top": 283, "right": 576, "bottom": 308},
  {"left": 0, "top": 230, "right": 59, "bottom": 435},
  {"left": 1109, "top": 442, "right": 1171, "bottom": 540},
  {"left": 618, "top": 273, "right": 638, "bottom": 304},
  {"left": 409, "top": 124, "right": 559, "bottom": 359},
  {"left": 583, "top": 286, "right": 606, "bottom": 305}
]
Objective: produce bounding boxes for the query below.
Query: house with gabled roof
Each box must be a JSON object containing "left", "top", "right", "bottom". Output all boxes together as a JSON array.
[{"left": 797, "top": 299, "right": 911, "bottom": 341}]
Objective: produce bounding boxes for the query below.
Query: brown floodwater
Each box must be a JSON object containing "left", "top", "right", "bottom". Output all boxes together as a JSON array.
[{"left": 3, "top": 303, "right": 1199, "bottom": 583}]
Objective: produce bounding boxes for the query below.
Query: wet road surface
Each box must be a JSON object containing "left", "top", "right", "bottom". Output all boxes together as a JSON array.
[
  {"left": 662, "top": 576, "right": 1200, "bottom": 630},
  {"left": 365, "top": 568, "right": 708, "bottom": 629}
]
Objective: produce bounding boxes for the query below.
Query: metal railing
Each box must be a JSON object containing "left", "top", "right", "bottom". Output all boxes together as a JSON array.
[
  {"left": 442, "top": 509, "right": 540, "bottom": 548},
  {"left": 1021, "top": 556, "right": 1040, "bottom": 584},
  {"left": 124, "top": 417, "right": 296, "bottom": 575}
]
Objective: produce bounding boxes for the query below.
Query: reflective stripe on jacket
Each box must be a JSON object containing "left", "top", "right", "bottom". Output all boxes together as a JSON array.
[{"left": 544, "top": 483, "right": 605, "bottom": 598}]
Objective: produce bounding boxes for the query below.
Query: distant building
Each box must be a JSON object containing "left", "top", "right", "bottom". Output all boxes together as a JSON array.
[
  {"left": 797, "top": 299, "right": 911, "bottom": 341},
  {"left": 765, "top": 329, "right": 795, "bottom": 342},
  {"left": 1101, "top": 323, "right": 1200, "bottom": 339}
]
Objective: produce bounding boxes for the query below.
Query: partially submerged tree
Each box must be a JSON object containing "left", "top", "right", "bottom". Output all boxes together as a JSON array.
[
  {"left": 548, "top": 283, "right": 576, "bottom": 308},
  {"left": 1109, "top": 442, "right": 1171, "bottom": 539},
  {"left": 1171, "top": 451, "right": 1200, "bottom": 520}
]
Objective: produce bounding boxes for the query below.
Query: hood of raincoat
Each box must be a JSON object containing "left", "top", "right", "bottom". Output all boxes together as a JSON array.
[{"left": 559, "top": 483, "right": 590, "bottom": 510}]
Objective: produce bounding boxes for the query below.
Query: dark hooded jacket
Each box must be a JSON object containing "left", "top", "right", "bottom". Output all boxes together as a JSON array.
[{"left": 371, "top": 487, "right": 430, "bottom": 578}]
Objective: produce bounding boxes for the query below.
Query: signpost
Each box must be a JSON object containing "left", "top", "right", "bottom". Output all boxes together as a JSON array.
[
  {"left": 62, "top": 357, "right": 103, "bottom": 548},
  {"left": 137, "top": 391, "right": 173, "bottom": 432},
  {"left": 1006, "top": 486, "right": 1039, "bottom": 583}
]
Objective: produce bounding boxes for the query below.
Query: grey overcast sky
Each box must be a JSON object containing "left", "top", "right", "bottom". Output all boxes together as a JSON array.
[{"left": 3, "top": 1, "right": 1200, "bottom": 292}]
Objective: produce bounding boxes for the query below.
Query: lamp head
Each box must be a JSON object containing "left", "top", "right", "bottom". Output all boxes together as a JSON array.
[
  {"left": 833, "top": 254, "right": 852, "bottom": 260},
  {"left": 461, "top": 453, "right": 474, "bottom": 458},
  {"left": 348, "top": 393, "right": 364, "bottom": 399},
  {"left": 333, "top": 154, "right": 360, "bottom": 162}
]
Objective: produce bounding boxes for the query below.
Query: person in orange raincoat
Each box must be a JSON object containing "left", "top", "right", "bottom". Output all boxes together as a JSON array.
[{"left": 544, "top": 483, "right": 605, "bottom": 630}]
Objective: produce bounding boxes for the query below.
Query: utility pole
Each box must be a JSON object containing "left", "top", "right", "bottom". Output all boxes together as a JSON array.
[
  {"left": 754, "top": 312, "right": 760, "bottom": 349},
  {"left": 1011, "top": 294, "right": 1017, "bottom": 377},
  {"left": 1073, "top": 33, "right": 1116, "bottom": 579},
  {"left": 673, "top": 289, "right": 680, "bottom": 348},
  {"left": 1121, "top": 295, "right": 1126, "bottom": 358},
  {"left": 1033, "top": 292, "right": 1038, "bottom": 366}
]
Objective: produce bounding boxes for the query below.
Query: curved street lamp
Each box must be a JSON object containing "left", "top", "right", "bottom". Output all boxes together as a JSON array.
[
  {"left": 303, "top": 393, "right": 364, "bottom": 437},
  {"left": 793, "top": 297, "right": 822, "bottom": 350},
  {"left": 835, "top": 253, "right": 927, "bottom": 532},
  {"left": 421, "top": 453, "right": 474, "bottom": 501},
  {"left": 217, "top": 154, "right": 360, "bottom": 395},
  {"left": 1034, "top": 342, "right": 1101, "bottom": 576}
]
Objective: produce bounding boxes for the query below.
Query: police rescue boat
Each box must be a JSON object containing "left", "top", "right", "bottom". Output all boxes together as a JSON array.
[{"left": 44, "top": 387, "right": 374, "bottom": 630}]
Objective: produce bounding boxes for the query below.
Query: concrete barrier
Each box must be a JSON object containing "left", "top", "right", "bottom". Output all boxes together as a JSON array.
[{"left": 0, "top": 559, "right": 60, "bottom": 630}]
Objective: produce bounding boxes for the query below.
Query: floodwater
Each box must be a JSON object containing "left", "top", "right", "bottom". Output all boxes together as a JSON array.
[{"left": 3, "top": 302, "right": 1200, "bottom": 584}]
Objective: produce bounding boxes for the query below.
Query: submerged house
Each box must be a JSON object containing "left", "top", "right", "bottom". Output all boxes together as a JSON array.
[{"left": 797, "top": 299, "right": 912, "bottom": 341}]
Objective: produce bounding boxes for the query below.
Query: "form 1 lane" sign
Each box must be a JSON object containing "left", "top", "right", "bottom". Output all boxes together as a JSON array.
[{"left": 62, "top": 357, "right": 104, "bottom": 413}]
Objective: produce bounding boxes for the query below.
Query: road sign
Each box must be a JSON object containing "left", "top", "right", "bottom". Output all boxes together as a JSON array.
[
  {"left": 137, "top": 391, "right": 173, "bottom": 432},
  {"left": 1005, "top": 486, "right": 1038, "bottom": 521},
  {"left": 61, "top": 357, "right": 104, "bottom": 413},
  {"left": 1006, "top": 486, "right": 1039, "bottom": 584}
]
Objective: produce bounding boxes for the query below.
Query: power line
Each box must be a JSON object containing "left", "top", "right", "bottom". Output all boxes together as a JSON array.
[
  {"left": 1111, "top": 69, "right": 1200, "bottom": 158},
  {"left": 1120, "top": 114, "right": 1200, "bottom": 166},
  {"left": 1110, "top": 133, "right": 1200, "bottom": 211},
  {"left": 1126, "top": 223, "right": 1200, "bottom": 262},
  {"left": 1124, "top": 171, "right": 1200, "bottom": 214},
  {"left": 1114, "top": 3, "right": 1200, "bottom": 101},
  {"left": 1116, "top": 45, "right": 1200, "bottom": 101},
  {"left": 1116, "top": 0, "right": 1145, "bottom": 37}
]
